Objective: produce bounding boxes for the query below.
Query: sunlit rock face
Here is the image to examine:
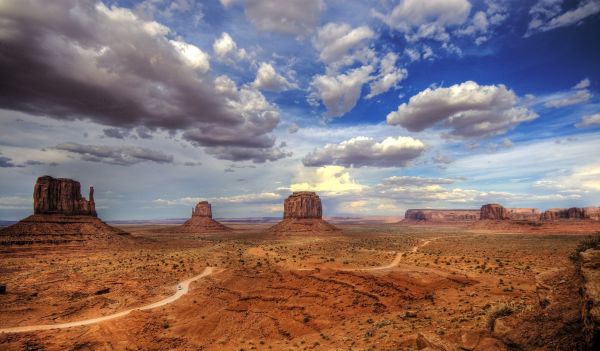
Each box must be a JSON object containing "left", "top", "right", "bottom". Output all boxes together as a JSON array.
[
  {"left": 269, "top": 192, "right": 338, "bottom": 234},
  {"left": 283, "top": 192, "right": 322, "bottom": 219}
]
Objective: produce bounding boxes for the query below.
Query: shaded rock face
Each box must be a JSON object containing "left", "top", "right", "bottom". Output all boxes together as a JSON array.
[
  {"left": 1, "top": 176, "right": 129, "bottom": 247},
  {"left": 480, "top": 204, "right": 509, "bottom": 220},
  {"left": 543, "top": 207, "right": 600, "bottom": 221},
  {"left": 404, "top": 209, "right": 479, "bottom": 222},
  {"left": 192, "top": 201, "right": 212, "bottom": 218},
  {"left": 33, "top": 176, "right": 96, "bottom": 216},
  {"left": 283, "top": 192, "right": 322, "bottom": 219}
]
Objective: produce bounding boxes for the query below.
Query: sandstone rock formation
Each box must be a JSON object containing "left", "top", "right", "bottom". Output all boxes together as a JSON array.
[
  {"left": 480, "top": 204, "right": 510, "bottom": 220},
  {"left": 580, "top": 248, "right": 600, "bottom": 348},
  {"left": 404, "top": 209, "right": 480, "bottom": 222},
  {"left": 506, "top": 208, "right": 541, "bottom": 221},
  {"left": 268, "top": 192, "right": 339, "bottom": 234},
  {"left": 0, "top": 176, "right": 128, "bottom": 246},
  {"left": 178, "top": 201, "right": 230, "bottom": 233},
  {"left": 543, "top": 207, "right": 600, "bottom": 221},
  {"left": 33, "top": 176, "right": 96, "bottom": 216},
  {"left": 284, "top": 191, "right": 322, "bottom": 219}
]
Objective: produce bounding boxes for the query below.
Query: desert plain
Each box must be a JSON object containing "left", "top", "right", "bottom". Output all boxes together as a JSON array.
[{"left": 2, "top": 219, "right": 599, "bottom": 351}]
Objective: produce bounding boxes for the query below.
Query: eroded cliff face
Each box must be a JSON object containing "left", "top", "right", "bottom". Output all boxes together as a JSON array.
[
  {"left": 192, "top": 201, "right": 212, "bottom": 218},
  {"left": 0, "top": 176, "right": 128, "bottom": 246},
  {"left": 543, "top": 207, "right": 600, "bottom": 221},
  {"left": 404, "top": 209, "right": 480, "bottom": 222},
  {"left": 480, "top": 204, "right": 510, "bottom": 220},
  {"left": 270, "top": 192, "right": 338, "bottom": 234},
  {"left": 479, "top": 205, "right": 541, "bottom": 221},
  {"left": 283, "top": 192, "right": 323, "bottom": 219},
  {"left": 33, "top": 176, "right": 96, "bottom": 216}
]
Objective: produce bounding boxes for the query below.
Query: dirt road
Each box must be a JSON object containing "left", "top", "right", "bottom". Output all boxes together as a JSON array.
[{"left": 0, "top": 267, "right": 217, "bottom": 334}]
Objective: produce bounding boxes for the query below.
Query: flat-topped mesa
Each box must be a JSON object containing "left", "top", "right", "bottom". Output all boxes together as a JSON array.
[
  {"left": 192, "top": 201, "right": 212, "bottom": 218},
  {"left": 283, "top": 191, "right": 322, "bottom": 219},
  {"left": 542, "top": 207, "right": 600, "bottom": 221},
  {"left": 33, "top": 176, "right": 96, "bottom": 216},
  {"left": 404, "top": 209, "right": 479, "bottom": 222},
  {"left": 480, "top": 204, "right": 509, "bottom": 220}
]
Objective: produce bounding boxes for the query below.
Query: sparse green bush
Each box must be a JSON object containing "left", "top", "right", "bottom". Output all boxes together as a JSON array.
[
  {"left": 570, "top": 233, "right": 600, "bottom": 261},
  {"left": 486, "top": 303, "right": 515, "bottom": 331}
]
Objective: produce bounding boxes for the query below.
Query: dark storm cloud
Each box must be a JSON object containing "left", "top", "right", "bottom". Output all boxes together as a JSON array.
[
  {"left": 0, "top": 0, "right": 284, "bottom": 162},
  {"left": 55, "top": 143, "right": 174, "bottom": 166},
  {"left": 103, "top": 128, "right": 130, "bottom": 139},
  {"left": 0, "top": 155, "right": 18, "bottom": 168}
]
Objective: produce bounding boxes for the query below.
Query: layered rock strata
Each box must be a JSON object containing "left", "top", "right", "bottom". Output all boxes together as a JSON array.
[
  {"left": 33, "top": 176, "right": 96, "bottom": 216},
  {"left": 480, "top": 204, "right": 509, "bottom": 220},
  {"left": 178, "top": 201, "right": 230, "bottom": 233},
  {"left": 543, "top": 207, "right": 600, "bottom": 221},
  {"left": 0, "top": 176, "right": 128, "bottom": 246},
  {"left": 269, "top": 192, "right": 339, "bottom": 234},
  {"left": 404, "top": 209, "right": 480, "bottom": 222}
]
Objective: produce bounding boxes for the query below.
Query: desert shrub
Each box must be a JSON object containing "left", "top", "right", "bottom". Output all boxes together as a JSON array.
[
  {"left": 570, "top": 233, "right": 600, "bottom": 261},
  {"left": 486, "top": 303, "right": 515, "bottom": 331}
]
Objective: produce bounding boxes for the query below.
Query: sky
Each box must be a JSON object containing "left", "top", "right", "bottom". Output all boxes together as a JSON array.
[{"left": 0, "top": 0, "right": 599, "bottom": 220}]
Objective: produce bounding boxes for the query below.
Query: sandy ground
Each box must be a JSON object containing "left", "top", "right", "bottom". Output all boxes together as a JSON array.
[{"left": 0, "top": 221, "right": 597, "bottom": 350}]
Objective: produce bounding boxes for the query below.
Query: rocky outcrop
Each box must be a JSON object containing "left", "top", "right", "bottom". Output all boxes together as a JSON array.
[
  {"left": 284, "top": 191, "right": 322, "bottom": 219},
  {"left": 480, "top": 204, "right": 510, "bottom": 220},
  {"left": 543, "top": 207, "right": 600, "bottom": 221},
  {"left": 0, "top": 176, "right": 128, "bottom": 246},
  {"left": 179, "top": 201, "right": 230, "bottom": 233},
  {"left": 191, "top": 201, "right": 212, "bottom": 218},
  {"left": 33, "top": 176, "right": 96, "bottom": 216},
  {"left": 404, "top": 209, "right": 480, "bottom": 222},
  {"left": 269, "top": 192, "right": 339, "bottom": 234},
  {"left": 506, "top": 208, "right": 541, "bottom": 221},
  {"left": 580, "top": 249, "right": 600, "bottom": 348}
]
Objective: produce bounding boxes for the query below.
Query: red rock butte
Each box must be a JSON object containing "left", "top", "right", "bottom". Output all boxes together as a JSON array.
[
  {"left": 178, "top": 201, "right": 230, "bottom": 233},
  {"left": 0, "top": 176, "right": 128, "bottom": 246},
  {"left": 268, "top": 192, "right": 339, "bottom": 234}
]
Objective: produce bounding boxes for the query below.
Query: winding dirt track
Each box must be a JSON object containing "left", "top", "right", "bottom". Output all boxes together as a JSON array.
[
  {"left": 1, "top": 238, "right": 437, "bottom": 333},
  {"left": 297, "top": 238, "right": 436, "bottom": 272},
  {"left": 0, "top": 267, "right": 218, "bottom": 334}
]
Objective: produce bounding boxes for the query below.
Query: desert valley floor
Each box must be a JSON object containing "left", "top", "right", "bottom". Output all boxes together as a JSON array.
[{"left": 1, "top": 221, "right": 599, "bottom": 351}]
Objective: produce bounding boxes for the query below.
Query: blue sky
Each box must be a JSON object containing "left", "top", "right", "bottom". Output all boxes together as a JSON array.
[{"left": 0, "top": 0, "right": 599, "bottom": 220}]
